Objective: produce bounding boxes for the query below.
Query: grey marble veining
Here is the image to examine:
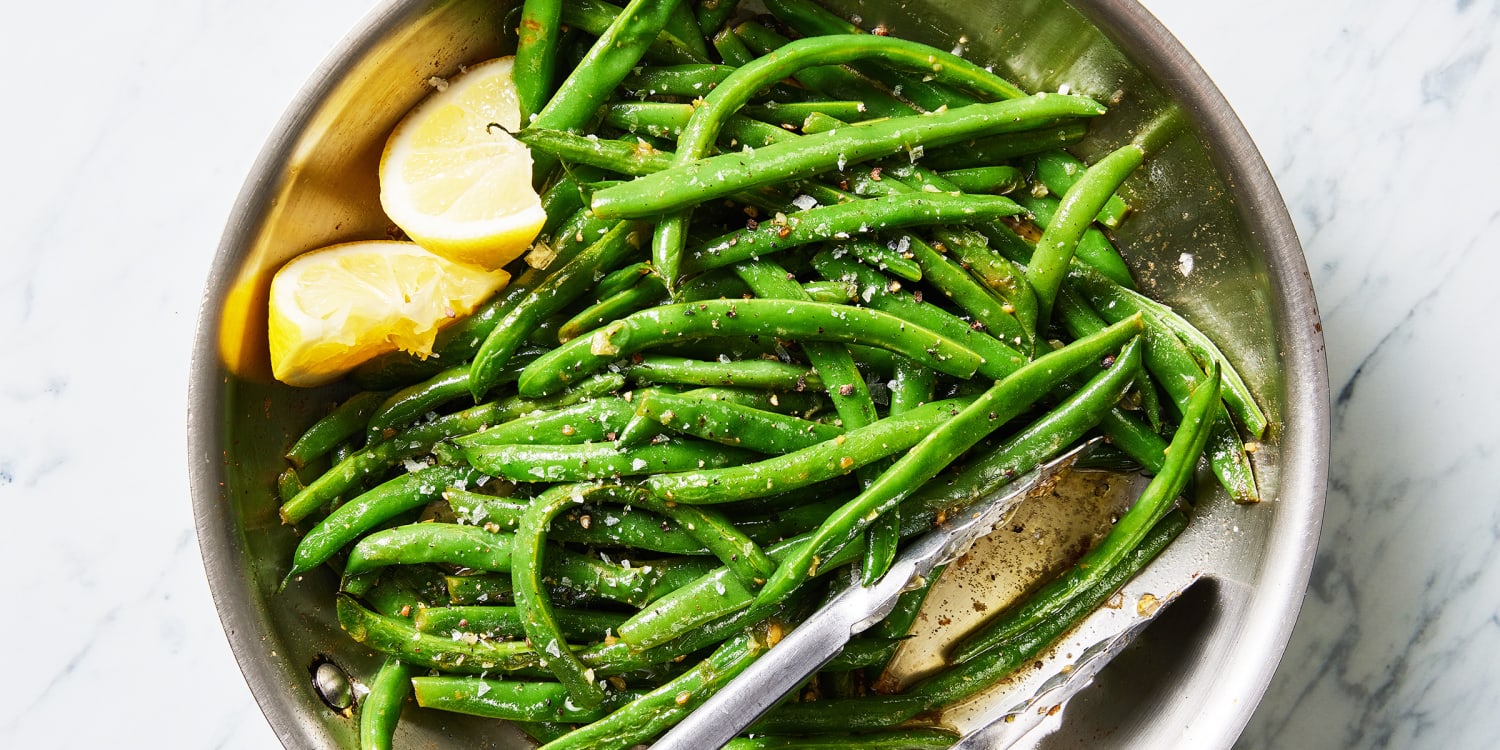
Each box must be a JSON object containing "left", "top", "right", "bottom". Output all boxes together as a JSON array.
[{"left": 1, "top": 1, "right": 1496, "bottom": 748}]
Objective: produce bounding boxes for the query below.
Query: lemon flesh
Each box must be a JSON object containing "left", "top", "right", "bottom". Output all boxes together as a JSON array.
[
  {"left": 268, "top": 241, "right": 509, "bottom": 387},
  {"left": 380, "top": 56, "right": 545, "bottom": 270}
]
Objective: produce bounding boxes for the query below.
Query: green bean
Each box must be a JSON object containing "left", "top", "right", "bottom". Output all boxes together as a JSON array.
[
  {"left": 531, "top": 0, "right": 692, "bottom": 180},
  {"left": 516, "top": 128, "right": 674, "bottom": 176},
  {"left": 283, "top": 465, "right": 481, "bottom": 585},
  {"left": 632, "top": 389, "right": 843, "bottom": 453},
  {"left": 760, "top": 0, "right": 1027, "bottom": 110},
  {"left": 642, "top": 32, "right": 1095, "bottom": 289},
  {"left": 451, "top": 396, "right": 637, "bottom": 447},
  {"left": 602, "top": 102, "right": 808, "bottom": 149},
  {"left": 1025, "top": 143, "right": 1144, "bottom": 326},
  {"left": 729, "top": 22, "right": 916, "bottom": 119},
  {"left": 539, "top": 623, "right": 775, "bottom": 749},
  {"left": 557, "top": 0, "right": 707, "bottom": 66},
  {"left": 415, "top": 605, "right": 629, "bottom": 642},
  {"left": 647, "top": 396, "right": 973, "bottom": 504},
  {"left": 339, "top": 594, "right": 543, "bottom": 673},
  {"left": 343, "top": 523, "right": 514, "bottom": 586},
  {"left": 593, "top": 261, "right": 655, "bottom": 301},
  {"left": 621, "top": 64, "right": 735, "bottom": 98},
  {"left": 358, "top": 658, "right": 413, "bottom": 750},
  {"left": 743, "top": 101, "right": 872, "bottom": 128},
  {"left": 276, "top": 467, "right": 304, "bottom": 505},
  {"left": 363, "top": 366, "right": 477, "bottom": 444},
  {"left": 517, "top": 298, "right": 986, "bottom": 397},
  {"left": 951, "top": 361, "right": 1217, "bottom": 663},
  {"left": 809, "top": 249, "right": 1028, "bottom": 377},
  {"left": 463, "top": 438, "right": 755, "bottom": 483},
  {"left": 625, "top": 354, "right": 824, "bottom": 391},
  {"left": 755, "top": 317, "right": 1144, "bottom": 611},
  {"left": 1034, "top": 149, "right": 1131, "bottom": 228},
  {"left": 919, "top": 121, "right": 1091, "bottom": 171},
  {"left": 694, "top": 0, "right": 739, "bottom": 38},
  {"left": 1065, "top": 265, "right": 1260, "bottom": 501},
  {"left": 938, "top": 165, "right": 1028, "bottom": 194},
  {"left": 724, "top": 728, "right": 959, "bottom": 749},
  {"left": 712, "top": 22, "right": 760, "bottom": 66},
  {"left": 864, "top": 355, "right": 936, "bottom": 585},
  {"left": 665, "top": 0, "right": 711, "bottom": 61},
  {"left": 754, "top": 509, "right": 1187, "bottom": 733},
  {"left": 445, "top": 488, "right": 713, "bottom": 555},
  {"left": 285, "top": 391, "right": 388, "bottom": 468},
  {"left": 1075, "top": 273, "right": 1269, "bottom": 439},
  {"left": 559, "top": 277, "right": 670, "bottom": 343},
  {"left": 682, "top": 193, "right": 1023, "bottom": 275},
  {"left": 413, "top": 675, "right": 634, "bottom": 723},
  {"left": 1016, "top": 192, "right": 1136, "bottom": 290},
  {"left": 515, "top": 0, "right": 563, "bottom": 121},
  {"left": 732, "top": 260, "right": 880, "bottom": 438},
  {"left": 351, "top": 208, "right": 614, "bottom": 390},
  {"left": 516, "top": 485, "right": 612, "bottom": 706},
  {"left": 593, "top": 94, "right": 1104, "bottom": 219},
  {"left": 469, "top": 221, "right": 646, "bottom": 398}
]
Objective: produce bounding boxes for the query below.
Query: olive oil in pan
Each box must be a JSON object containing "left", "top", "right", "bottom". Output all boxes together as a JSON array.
[{"left": 881, "top": 468, "right": 1150, "bottom": 702}]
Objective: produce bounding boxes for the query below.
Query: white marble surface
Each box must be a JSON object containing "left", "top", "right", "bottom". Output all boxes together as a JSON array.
[{"left": 0, "top": 1, "right": 1495, "bottom": 748}]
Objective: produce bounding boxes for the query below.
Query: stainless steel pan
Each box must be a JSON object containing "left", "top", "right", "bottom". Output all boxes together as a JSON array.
[{"left": 189, "top": 1, "right": 1328, "bottom": 746}]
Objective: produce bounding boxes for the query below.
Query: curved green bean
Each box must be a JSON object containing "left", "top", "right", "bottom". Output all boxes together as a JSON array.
[
  {"left": 516, "top": 298, "right": 985, "bottom": 397},
  {"left": 358, "top": 658, "right": 413, "bottom": 750}
]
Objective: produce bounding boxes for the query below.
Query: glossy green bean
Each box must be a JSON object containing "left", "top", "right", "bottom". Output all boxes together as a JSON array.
[
  {"left": 646, "top": 396, "right": 974, "bottom": 504},
  {"left": 339, "top": 594, "right": 543, "bottom": 673},
  {"left": 451, "top": 396, "right": 637, "bottom": 448},
  {"left": 359, "top": 658, "right": 413, "bottom": 750},
  {"left": 469, "top": 221, "right": 646, "bottom": 398},
  {"left": 593, "top": 95, "right": 1104, "bottom": 219},
  {"left": 1065, "top": 265, "right": 1259, "bottom": 501},
  {"left": 632, "top": 389, "right": 843, "bottom": 453},
  {"left": 756, "top": 317, "right": 1144, "bottom": 610},
  {"left": 539, "top": 624, "right": 774, "bottom": 749},
  {"left": 560, "top": 277, "right": 670, "bottom": 343},
  {"left": 363, "top": 366, "right": 476, "bottom": 444},
  {"left": 516, "top": 485, "right": 611, "bottom": 706},
  {"left": 515, "top": 0, "right": 563, "bottom": 121},
  {"left": 683, "top": 193, "right": 1023, "bottom": 275},
  {"left": 285, "top": 391, "right": 388, "bottom": 469},
  {"left": 1016, "top": 192, "right": 1136, "bottom": 290},
  {"left": 919, "top": 121, "right": 1090, "bottom": 171},
  {"left": 284, "top": 464, "right": 481, "bottom": 585},
  {"left": 531, "top": 0, "right": 691, "bottom": 180},
  {"left": 625, "top": 354, "right": 823, "bottom": 391},
  {"left": 445, "top": 488, "right": 711, "bottom": 555},
  {"left": 557, "top": 0, "right": 707, "bottom": 66},
  {"left": 938, "top": 165, "right": 1028, "bottom": 194},
  {"left": 415, "top": 604, "right": 629, "bottom": 642},
  {"left": 621, "top": 63, "right": 735, "bottom": 97},
  {"left": 516, "top": 299, "right": 986, "bottom": 397},
  {"left": 413, "top": 675, "right": 633, "bottom": 723},
  {"left": 1025, "top": 143, "right": 1144, "bottom": 326},
  {"left": 728, "top": 22, "right": 917, "bottom": 119},
  {"left": 951, "top": 361, "right": 1218, "bottom": 663},
  {"left": 516, "top": 128, "right": 674, "bottom": 176},
  {"left": 694, "top": 0, "right": 739, "bottom": 37},
  {"left": 1034, "top": 149, "right": 1131, "bottom": 228},
  {"left": 809, "top": 250, "right": 1028, "bottom": 377},
  {"left": 463, "top": 438, "right": 755, "bottom": 483}
]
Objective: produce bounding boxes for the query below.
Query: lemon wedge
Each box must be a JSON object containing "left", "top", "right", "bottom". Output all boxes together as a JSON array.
[
  {"left": 267, "top": 240, "right": 510, "bottom": 387},
  {"left": 379, "top": 56, "right": 546, "bottom": 270}
]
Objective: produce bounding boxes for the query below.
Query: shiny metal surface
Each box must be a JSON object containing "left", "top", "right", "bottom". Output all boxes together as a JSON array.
[{"left": 188, "top": 0, "right": 1328, "bottom": 747}]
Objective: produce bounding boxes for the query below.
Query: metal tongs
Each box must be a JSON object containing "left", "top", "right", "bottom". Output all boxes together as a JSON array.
[{"left": 653, "top": 436, "right": 1191, "bottom": 749}]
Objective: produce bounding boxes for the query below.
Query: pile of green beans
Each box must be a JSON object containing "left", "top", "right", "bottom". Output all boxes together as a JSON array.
[{"left": 277, "top": 1, "right": 1267, "bottom": 747}]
